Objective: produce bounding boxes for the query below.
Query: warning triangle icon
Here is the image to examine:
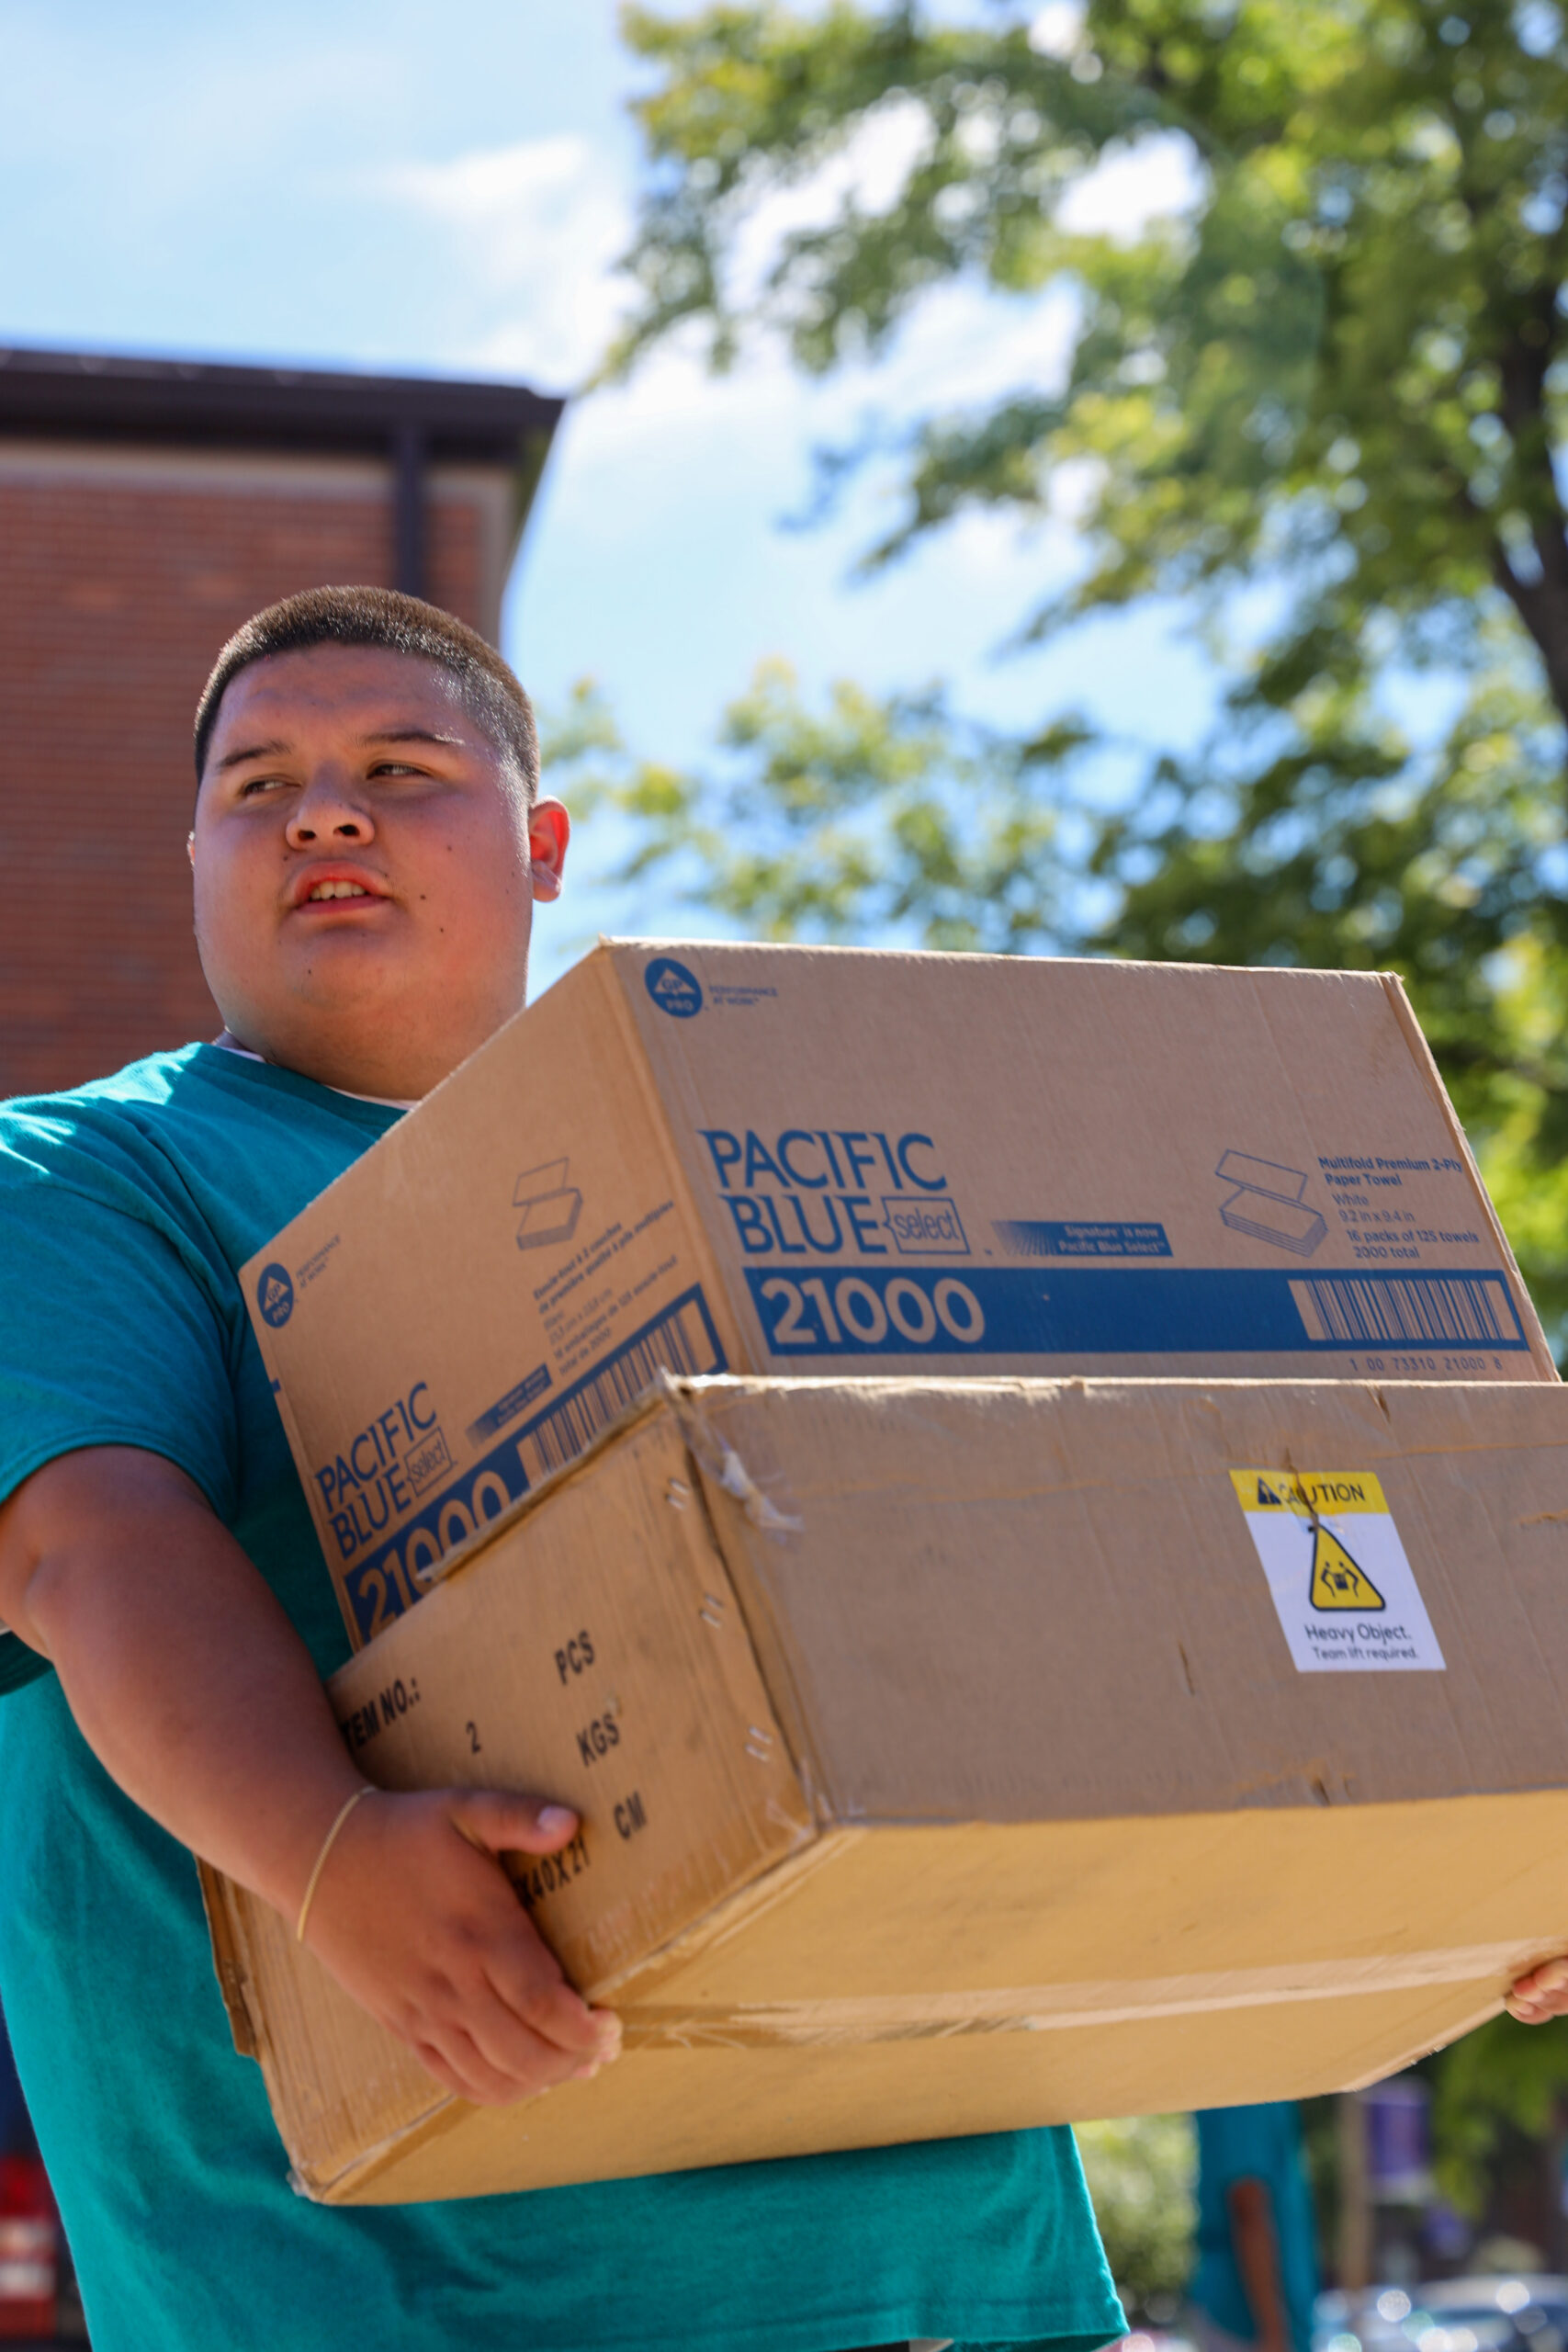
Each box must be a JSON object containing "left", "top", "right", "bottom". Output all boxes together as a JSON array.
[
  {"left": 1309, "top": 1523, "right": 1385, "bottom": 1611},
  {"left": 1256, "top": 1477, "right": 1284, "bottom": 1508}
]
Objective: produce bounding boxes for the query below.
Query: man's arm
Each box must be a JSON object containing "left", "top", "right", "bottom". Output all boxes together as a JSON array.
[
  {"left": 0, "top": 1445, "right": 619, "bottom": 2106},
  {"left": 1228, "top": 2177, "right": 1291, "bottom": 2352}
]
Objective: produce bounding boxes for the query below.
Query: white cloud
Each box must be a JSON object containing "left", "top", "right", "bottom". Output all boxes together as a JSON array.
[
  {"left": 382, "top": 114, "right": 1179, "bottom": 625},
  {"left": 381, "top": 134, "right": 632, "bottom": 386},
  {"left": 1029, "top": 3, "right": 1086, "bottom": 60},
  {"left": 1056, "top": 131, "right": 1203, "bottom": 241},
  {"left": 536, "top": 263, "right": 1080, "bottom": 569},
  {"left": 379, "top": 100, "right": 1146, "bottom": 425}
]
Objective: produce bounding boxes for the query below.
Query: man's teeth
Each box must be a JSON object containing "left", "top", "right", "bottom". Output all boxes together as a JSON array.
[{"left": 307, "top": 882, "right": 370, "bottom": 901}]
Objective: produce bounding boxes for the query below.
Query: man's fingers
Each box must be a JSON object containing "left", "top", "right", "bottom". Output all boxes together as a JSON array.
[
  {"left": 412, "top": 2011, "right": 597, "bottom": 2108},
  {"left": 462, "top": 1975, "right": 612, "bottom": 2087},
  {"left": 1506, "top": 1955, "right": 1568, "bottom": 2022},
  {"left": 479, "top": 1950, "right": 621, "bottom": 2064},
  {"left": 411, "top": 2030, "right": 541, "bottom": 2109},
  {"left": 448, "top": 1788, "right": 579, "bottom": 1859}
]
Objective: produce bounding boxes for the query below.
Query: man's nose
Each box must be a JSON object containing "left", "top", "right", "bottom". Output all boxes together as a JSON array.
[{"left": 285, "top": 769, "right": 377, "bottom": 850}]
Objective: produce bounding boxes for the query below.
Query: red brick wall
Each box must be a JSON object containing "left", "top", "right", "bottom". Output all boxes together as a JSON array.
[{"left": 0, "top": 450, "right": 492, "bottom": 1097}]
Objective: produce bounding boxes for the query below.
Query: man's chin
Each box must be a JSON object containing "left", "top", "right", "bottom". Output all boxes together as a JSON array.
[
  {"left": 210, "top": 960, "right": 412, "bottom": 1056},
  {"left": 279, "top": 933, "right": 422, "bottom": 1007}
]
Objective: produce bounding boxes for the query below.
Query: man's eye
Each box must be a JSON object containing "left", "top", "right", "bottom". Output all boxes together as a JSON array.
[
  {"left": 238, "top": 775, "right": 289, "bottom": 797},
  {"left": 370, "top": 761, "right": 423, "bottom": 778}
]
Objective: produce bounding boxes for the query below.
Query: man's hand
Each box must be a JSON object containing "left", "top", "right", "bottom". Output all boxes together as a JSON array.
[
  {"left": 0, "top": 1445, "right": 620, "bottom": 2105},
  {"left": 1506, "top": 1957, "right": 1568, "bottom": 2024},
  {"left": 303, "top": 1786, "right": 619, "bottom": 2104}
]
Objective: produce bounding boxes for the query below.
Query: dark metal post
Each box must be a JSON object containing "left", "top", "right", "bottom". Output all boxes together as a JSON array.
[{"left": 392, "top": 419, "right": 426, "bottom": 599}]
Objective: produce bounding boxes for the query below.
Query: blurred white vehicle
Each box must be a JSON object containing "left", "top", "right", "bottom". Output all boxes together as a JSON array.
[{"left": 1316, "top": 2277, "right": 1568, "bottom": 2352}]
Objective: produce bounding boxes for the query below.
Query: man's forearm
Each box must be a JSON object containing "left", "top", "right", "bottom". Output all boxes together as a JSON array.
[
  {"left": 1228, "top": 2178, "right": 1289, "bottom": 2352},
  {"left": 4, "top": 1447, "right": 360, "bottom": 1917}
]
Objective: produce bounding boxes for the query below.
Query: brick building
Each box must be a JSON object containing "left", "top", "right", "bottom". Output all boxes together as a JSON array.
[{"left": 0, "top": 346, "right": 562, "bottom": 1096}]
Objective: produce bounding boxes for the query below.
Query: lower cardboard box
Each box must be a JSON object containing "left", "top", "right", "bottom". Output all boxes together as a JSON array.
[{"left": 204, "top": 1374, "right": 1568, "bottom": 2204}]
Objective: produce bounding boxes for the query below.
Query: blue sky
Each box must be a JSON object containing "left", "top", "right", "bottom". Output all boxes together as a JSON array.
[{"left": 0, "top": 0, "right": 1210, "bottom": 982}]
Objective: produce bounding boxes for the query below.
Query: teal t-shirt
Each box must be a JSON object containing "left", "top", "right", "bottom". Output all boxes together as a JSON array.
[
  {"left": 1190, "top": 2103, "right": 1319, "bottom": 2352},
  {"left": 0, "top": 1043, "right": 1123, "bottom": 2352}
]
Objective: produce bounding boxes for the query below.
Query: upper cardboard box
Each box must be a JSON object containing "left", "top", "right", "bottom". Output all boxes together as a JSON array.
[{"left": 242, "top": 942, "right": 1554, "bottom": 1645}]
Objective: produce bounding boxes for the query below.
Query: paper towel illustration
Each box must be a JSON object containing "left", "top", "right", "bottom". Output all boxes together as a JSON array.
[
  {"left": 1215, "top": 1149, "right": 1326, "bottom": 1257},
  {"left": 513, "top": 1158, "right": 584, "bottom": 1251}
]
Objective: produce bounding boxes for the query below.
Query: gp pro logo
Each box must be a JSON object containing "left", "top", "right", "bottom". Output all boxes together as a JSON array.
[
  {"left": 644, "top": 956, "right": 704, "bottom": 1018},
  {"left": 256, "top": 1262, "right": 295, "bottom": 1329}
]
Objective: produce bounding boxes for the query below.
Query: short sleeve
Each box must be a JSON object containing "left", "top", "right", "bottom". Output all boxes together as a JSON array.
[
  {"left": 0, "top": 1103, "right": 242, "bottom": 1695},
  {"left": 0, "top": 1635, "right": 51, "bottom": 1696}
]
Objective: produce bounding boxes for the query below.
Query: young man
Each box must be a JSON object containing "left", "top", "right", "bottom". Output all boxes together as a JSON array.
[{"left": 0, "top": 587, "right": 1126, "bottom": 2352}]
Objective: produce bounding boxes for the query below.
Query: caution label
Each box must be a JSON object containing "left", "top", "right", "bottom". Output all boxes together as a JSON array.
[{"left": 1230, "top": 1468, "right": 1445, "bottom": 1674}]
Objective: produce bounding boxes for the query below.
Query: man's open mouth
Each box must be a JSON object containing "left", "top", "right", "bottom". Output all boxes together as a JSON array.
[{"left": 288, "top": 864, "right": 392, "bottom": 910}]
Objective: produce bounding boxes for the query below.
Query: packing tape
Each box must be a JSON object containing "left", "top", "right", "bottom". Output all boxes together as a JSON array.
[{"left": 613, "top": 1941, "right": 1543, "bottom": 2051}]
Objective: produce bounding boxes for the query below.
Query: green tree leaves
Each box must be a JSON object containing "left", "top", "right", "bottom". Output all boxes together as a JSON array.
[
  {"left": 601, "top": 0, "right": 1568, "bottom": 1327},
  {"left": 613, "top": 0, "right": 1568, "bottom": 689},
  {"left": 545, "top": 662, "right": 1089, "bottom": 950},
  {"left": 1076, "top": 2113, "right": 1197, "bottom": 2315}
]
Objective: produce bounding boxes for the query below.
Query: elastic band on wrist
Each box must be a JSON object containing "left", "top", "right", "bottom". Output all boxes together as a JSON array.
[{"left": 296, "top": 1785, "right": 375, "bottom": 1944}]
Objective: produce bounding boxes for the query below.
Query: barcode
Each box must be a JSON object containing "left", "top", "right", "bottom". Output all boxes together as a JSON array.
[
  {"left": 1290, "top": 1272, "right": 1518, "bottom": 1348},
  {"left": 517, "top": 1287, "right": 724, "bottom": 1482}
]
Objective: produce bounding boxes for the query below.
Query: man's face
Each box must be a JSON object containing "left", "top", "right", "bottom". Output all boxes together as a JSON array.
[{"left": 190, "top": 643, "right": 568, "bottom": 1097}]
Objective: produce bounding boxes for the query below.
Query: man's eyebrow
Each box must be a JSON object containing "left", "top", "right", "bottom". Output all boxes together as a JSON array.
[
  {"left": 358, "top": 726, "right": 467, "bottom": 751},
  {"left": 215, "top": 738, "right": 291, "bottom": 773},
  {"left": 214, "top": 724, "right": 466, "bottom": 775}
]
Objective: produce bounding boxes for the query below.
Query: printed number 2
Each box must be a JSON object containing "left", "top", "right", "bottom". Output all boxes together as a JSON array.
[
  {"left": 761, "top": 1277, "right": 810, "bottom": 1345},
  {"left": 360, "top": 1565, "right": 393, "bottom": 1641},
  {"left": 467, "top": 1721, "right": 482, "bottom": 1754}
]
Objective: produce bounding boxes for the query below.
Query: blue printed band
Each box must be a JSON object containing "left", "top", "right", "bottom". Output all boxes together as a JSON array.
[{"left": 744, "top": 1263, "right": 1527, "bottom": 1359}]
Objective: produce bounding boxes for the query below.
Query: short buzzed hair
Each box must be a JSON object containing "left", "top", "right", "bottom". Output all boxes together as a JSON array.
[{"left": 194, "top": 585, "right": 538, "bottom": 799}]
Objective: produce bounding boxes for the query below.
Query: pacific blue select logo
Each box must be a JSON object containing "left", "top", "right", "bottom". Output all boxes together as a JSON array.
[
  {"left": 697, "top": 1125, "right": 965, "bottom": 1257},
  {"left": 256, "top": 1261, "right": 294, "bottom": 1328},
  {"left": 315, "top": 1383, "right": 446, "bottom": 1561},
  {"left": 644, "top": 956, "right": 704, "bottom": 1018}
]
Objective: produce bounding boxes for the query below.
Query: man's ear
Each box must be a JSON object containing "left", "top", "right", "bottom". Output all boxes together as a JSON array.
[{"left": 527, "top": 799, "right": 570, "bottom": 904}]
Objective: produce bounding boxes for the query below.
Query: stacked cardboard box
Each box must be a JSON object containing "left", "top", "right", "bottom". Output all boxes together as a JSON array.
[{"left": 208, "top": 944, "right": 1568, "bottom": 2201}]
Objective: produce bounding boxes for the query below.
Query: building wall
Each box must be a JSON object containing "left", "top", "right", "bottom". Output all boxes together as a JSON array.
[{"left": 0, "top": 442, "right": 514, "bottom": 1097}]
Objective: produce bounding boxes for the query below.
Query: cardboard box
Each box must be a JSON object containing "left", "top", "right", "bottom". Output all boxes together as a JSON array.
[
  {"left": 205, "top": 1373, "right": 1568, "bottom": 2206},
  {"left": 241, "top": 944, "right": 1555, "bottom": 1646}
]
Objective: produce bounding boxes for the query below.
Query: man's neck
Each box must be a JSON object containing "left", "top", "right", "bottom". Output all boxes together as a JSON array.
[{"left": 211, "top": 1031, "right": 418, "bottom": 1112}]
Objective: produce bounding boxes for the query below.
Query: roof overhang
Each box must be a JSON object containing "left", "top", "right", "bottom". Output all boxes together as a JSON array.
[{"left": 0, "top": 345, "right": 564, "bottom": 468}]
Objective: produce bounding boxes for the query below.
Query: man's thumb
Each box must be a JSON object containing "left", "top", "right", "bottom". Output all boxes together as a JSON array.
[{"left": 448, "top": 1790, "right": 580, "bottom": 1859}]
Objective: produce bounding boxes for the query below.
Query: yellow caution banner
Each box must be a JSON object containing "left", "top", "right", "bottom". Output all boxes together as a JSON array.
[{"left": 1228, "top": 1468, "right": 1389, "bottom": 1517}]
